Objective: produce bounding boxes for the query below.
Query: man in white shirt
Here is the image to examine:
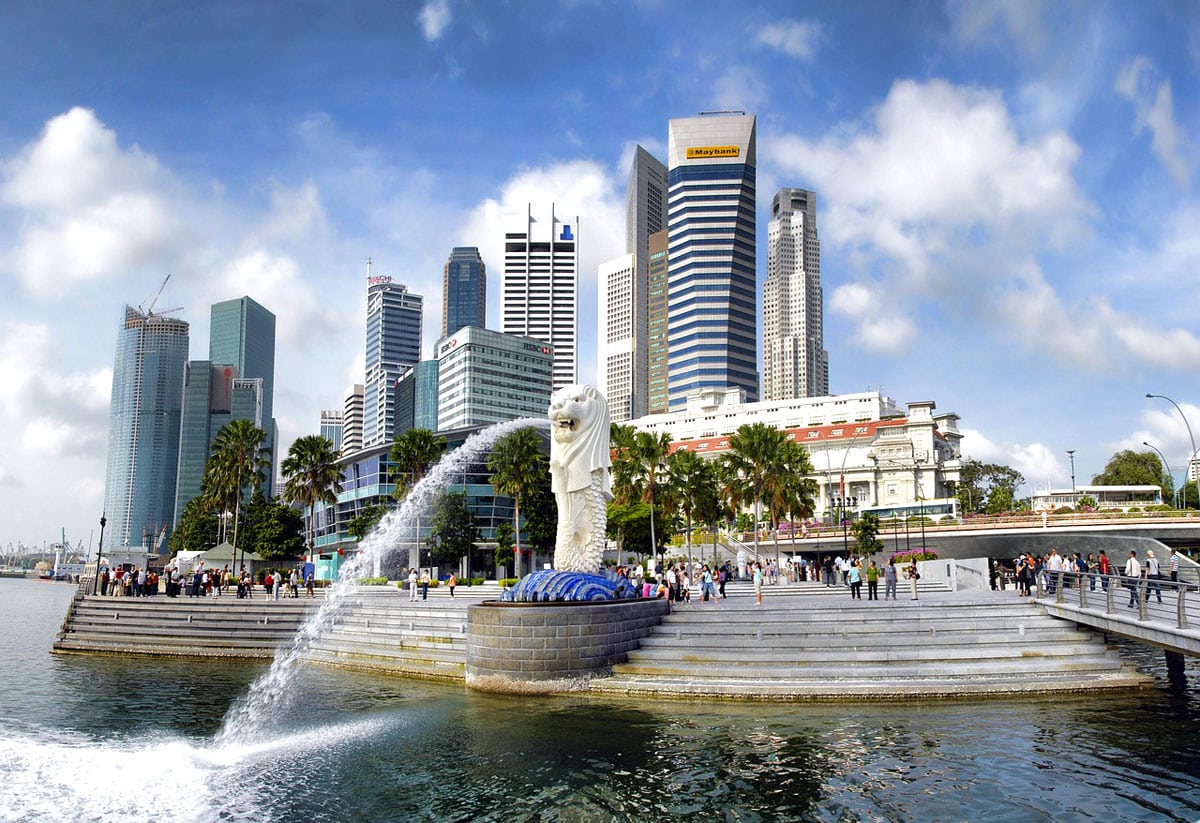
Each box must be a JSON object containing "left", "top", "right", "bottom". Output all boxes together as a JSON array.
[
  {"left": 1145, "top": 550, "right": 1163, "bottom": 604},
  {"left": 1124, "top": 551, "right": 1142, "bottom": 608}
]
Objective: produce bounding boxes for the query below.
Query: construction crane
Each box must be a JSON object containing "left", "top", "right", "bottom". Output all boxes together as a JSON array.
[{"left": 139, "top": 274, "right": 183, "bottom": 318}]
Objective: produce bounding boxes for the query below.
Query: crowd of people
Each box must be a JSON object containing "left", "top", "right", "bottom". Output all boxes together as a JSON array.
[
  {"left": 96, "top": 562, "right": 317, "bottom": 599},
  {"left": 1004, "top": 547, "right": 1184, "bottom": 605}
]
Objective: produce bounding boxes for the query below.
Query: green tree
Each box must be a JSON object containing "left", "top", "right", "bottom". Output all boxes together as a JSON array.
[
  {"left": 522, "top": 471, "right": 558, "bottom": 557},
  {"left": 1093, "top": 449, "right": 1175, "bottom": 504},
  {"left": 722, "top": 422, "right": 788, "bottom": 561},
  {"left": 669, "top": 449, "right": 718, "bottom": 570},
  {"left": 851, "top": 512, "right": 885, "bottom": 556},
  {"left": 494, "top": 521, "right": 514, "bottom": 577},
  {"left": 346, "top": 504, "right": 387, "bottom": 542},
  {"left": 427, "top": 490, "right": 477, "bottom": 569},
  {"left": 281, "top": 434, "right": 342, "bottom": 555},
  {"left": 243, "top": 491, "right": 306, "bottom": 560},
  {"left": 621, "top": 431, "right": 673, "bottom": 564},
  {"left": 389, "top": 428, "right": 447, "bottom": 499},
  {"left": 762, "top": 441, "right": 818, "bottom": 566},
  {"left": 487, "top": 427, "right": 547, "bottom": 577},
  {"left": 204, "top": 419, "right": 271, "bottom": 564},
  {"left": 606, "top": 500, "right": 654, "bottom": 560},
  {"left": 1183, "top": 480, "right": 1199, "bottom": 510},
  {"left": 955, "top": 459, "right": 1025, "bottom": 515},
  {"left": 169, "top": 496, "right": 219, "bottom": 555}
]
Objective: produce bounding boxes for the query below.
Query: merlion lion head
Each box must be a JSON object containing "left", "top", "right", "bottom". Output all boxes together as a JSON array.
[{"left": 548, "top": 384, "right": 611, "bottom": 493}]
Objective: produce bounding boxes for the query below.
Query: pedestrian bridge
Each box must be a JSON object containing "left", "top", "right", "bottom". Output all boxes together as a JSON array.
[{"left": 1032, "top": 570, "right": 1200, "bottom": 658}]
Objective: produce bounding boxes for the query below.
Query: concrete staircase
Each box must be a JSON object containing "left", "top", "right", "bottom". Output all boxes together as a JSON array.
[
  {"left": 303, "top": 586, "right": 494, "bottom": 680},
  {"left": 53, "top": 593, "right": 321, "bottom": 658},
  {"left": 590, "top": 595, "right": 1150, "bottom": 698}
]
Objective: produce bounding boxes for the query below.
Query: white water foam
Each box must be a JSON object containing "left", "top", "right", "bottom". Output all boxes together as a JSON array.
[
  {"left": 215, "top": 418, "right": 545, "bottom": 745},
  {"left": 0, "top": 716, "right": 397, "bottom": 823}
]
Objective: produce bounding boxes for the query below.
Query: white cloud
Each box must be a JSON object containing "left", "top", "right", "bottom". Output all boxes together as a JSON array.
[
  {"left": 947, "top": 0, "right": 1049, "bottom": 57},
  {"left": 755, "top": 19, "right": 821, "bottom": 60},
  {"left": 417, "top": 0, "right": 452, "bottom": 42},
  {"left": 710, "top": 65, "right": 768, "bottom": 112},
  {"left": 1115, "top": 57, "right": 1191, "bottom": 186},
  {"left": 1114, "top": 402, "right": 1200, "bottom": 473},
  {"left": 829, "top": 282, "right": 916, "bottom": 350},
  {"left": 0, "top": 107, "right": 184, "bottom": 296},
  {"left": 959, "top": 428, "right": 1063, "bottom": 490}
]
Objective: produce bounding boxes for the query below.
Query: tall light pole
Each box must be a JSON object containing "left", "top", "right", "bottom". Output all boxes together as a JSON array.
[
  {"left": 1143, "top": 441, "right": 1176, "bottom": 508},
  {"left": 91, "top": 513, "right": 107, "bottom": 595},
  {"left": 1066, "top": 449, "right": 1076, "bottom": 508},
  {"left": 1147, "top": 393, "right": 1197, "bottom": 508}
]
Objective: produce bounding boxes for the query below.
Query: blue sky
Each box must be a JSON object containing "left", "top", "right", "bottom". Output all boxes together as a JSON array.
[{"left": 1, "top": 0, "right": 1198, "bottom": 548}]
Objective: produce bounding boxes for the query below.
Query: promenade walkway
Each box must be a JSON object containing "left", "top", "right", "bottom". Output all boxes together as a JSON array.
[{"left": 1031, "top": 570, "right": 1200, "bottom": 657}]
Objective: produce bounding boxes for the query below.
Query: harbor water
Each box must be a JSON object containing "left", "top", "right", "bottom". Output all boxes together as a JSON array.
[{"left": 3, "top": 578, "right": 1199, "bottom": 822}]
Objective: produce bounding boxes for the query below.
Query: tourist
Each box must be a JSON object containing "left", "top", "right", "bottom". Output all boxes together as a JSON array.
[
  {"left": 305, "top": 571, "right": 315, "bottom": 598},
  {"left": 1145, "top": 550, "right": 1163, "bottom": 604},
  {"left": 847, "top": 560, "right": 862, "bottom": 599},
  {"left": 272, "top": 570, "right": 282, "bottom": 600},
  {"left": 666, "top": 566, "right": 678, "bottom": 603},
  {"left": 1098, "top": 550, "right": 1110, "bottom": 592},
  {"left": 1124, "top": 550, "right": 1142, "bottom": 608},
  {"left": 701, "top": 565, "right": 717, "bottom": 604},
  {"left": 865, "top": 560, "right": 880, "bottom": 601},
  {"left": 906, "top": 561, "right": 920, "bottom": 600},
  {"left": 1086, "top": 554, "right": 1098, "bottom": 591},
  {"left": 718, "top": 563, "right": 728, "bottom": 599},
  {"left": 753, "top": 561, "right": 764, "bottom": 605},
  {"left": 680, "top": 570, "right": 691, "bottom": 604},
  {"left": 419, "top": 570, "right": 430, "bottom": 601},
  {"left": 883, "top": 558, "right": 898, "bottom": 600},
  {"left": 408, "top": 568, "right": 418, "bottom": 602},
  {"left": 1169, "top": 548, "right": 1180, "bottom": 583},
  {"left": 447, "top": 573, "right": 457, "bottom": 598}
]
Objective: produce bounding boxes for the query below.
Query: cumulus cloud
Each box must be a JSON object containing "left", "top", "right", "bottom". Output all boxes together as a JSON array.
[
  {"left": 755, "top": 19, "right": 821, "bottom": 60},
  {"left": 417, "top": 0, "right": 452, "bottom": 42},
  {"left": 1115, "top": 57, "right": 1191, "bottom": 186},
  {"left": 1113, "top": 402, "right": 1200, "bottom": 473},
  {"left": 763, "top": 77, "right": 1199, "bottom": 372},
  {"left": 0, "top": 107, "right": 184, "bottom": 296},
  {"left": 947, "top": 0, "right": 1049, "bottom": 57},
  {"left": 959, "top": 427, "right": 1063, "bottom": 490}
]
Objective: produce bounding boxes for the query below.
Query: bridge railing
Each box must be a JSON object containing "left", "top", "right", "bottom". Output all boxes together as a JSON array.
[{"left": 1033, "top": 569, "right": 1194, "bottom": 630}]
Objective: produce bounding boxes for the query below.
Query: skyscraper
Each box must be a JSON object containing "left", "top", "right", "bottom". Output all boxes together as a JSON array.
[
  {"left": 598, "top": 253, "right": 638, "bottom": 422},
  {"left": 764, "top": 187, "right": 828, "bottom": 399},
  {"left": 103, "top": 306, "right": 189, "bottom": 550},
  {"left": 645, "top": 229, "right": 670, "bottom": 415},
  {"left": 435, "top": 326, "right": 554, "bottom": 430},
  {"left": 173, "top": 363, "right": 265, "bottom": 527},
  {"left": 342, "top": 384, "right": 364, "bottom": 456},
  {"left": 442, "top": 247, "right": 486, "bottom": 337},
  {"left": 320, "top": 410, "right": 343, "bottom": 453},
  {"left": 502, "top": 203, "right": 578, "bottom": 390},
  {"left": 363, "top": 275, "right": 423, "bottom": 448},
  {"left": 598, "top": 146, "right": 667, "bottom": 423},
  {"left": 666, "top": 112, "right": 758, "bottom": 409}
]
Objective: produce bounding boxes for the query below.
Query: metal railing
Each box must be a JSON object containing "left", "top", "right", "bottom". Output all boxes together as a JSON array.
[{"left": 1033, "top": 569, "right": 1194, "bottom": 630}]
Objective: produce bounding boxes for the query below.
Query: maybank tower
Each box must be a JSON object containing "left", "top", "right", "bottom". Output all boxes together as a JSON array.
[{"left": 667, "top": 112, "right": 758, "bottom": 410}]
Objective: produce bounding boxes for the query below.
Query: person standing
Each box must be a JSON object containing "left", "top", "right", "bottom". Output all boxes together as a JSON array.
[
  {"left": 1124, "top": 550, "right": 1142, "bottom": 608},
  {"left": 272, "top": 571, "right": 282, "bottom": 600},
  {"left": 753, "top": 561, "right": 764, "bottom": 605},
  {"left": 305, "top": 571, "right": 315, "bottom": 598},
  {"left": 1168, "top": 548, "right": 1180, "bottom": 583},
  {"left": 865, "top": 560, "right": 880, "bottom": 601},
  {"left": 408, "top": 568, "right": 419, "bottom": 602},
  {"left": 1145, "top": 550, "right": 1163, "bottom": 604},
  {"left": 419, "top": 570, "right": 430, "bottom": 601},
  {"left": 907, "top": 561, "right": 920, "bottom": 601},
  {"left": 883, "top": 558, "right": 898, "bottom": 601},
  {"left": 847, "top": 560, "right": 862, "bottom": 599},
  {"left": 1098, "top": 550, "right": 1111, "bottom": 592},
  {"left": 447, "top": 573, "right": 457, "bottom": 598}
]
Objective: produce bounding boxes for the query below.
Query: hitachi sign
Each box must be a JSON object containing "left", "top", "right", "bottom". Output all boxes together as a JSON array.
[{"left": 367, "top": 275, "right": 393, "bottom": 286}]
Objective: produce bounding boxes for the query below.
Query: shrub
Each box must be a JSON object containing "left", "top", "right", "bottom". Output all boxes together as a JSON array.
[
  {"left": 359, "top": 576, "right": 388, "bottom": 586},
  {"left": 468, "top": 576, "right": 486, "bottom": 586},
  {"left": 499, "top": 577, "right": 519, "bottom": 587}
]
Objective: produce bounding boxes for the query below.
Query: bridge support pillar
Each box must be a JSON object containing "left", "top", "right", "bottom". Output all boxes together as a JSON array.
[{"left": 1165, "top": 650, "right": 1186, "bottom": 685}]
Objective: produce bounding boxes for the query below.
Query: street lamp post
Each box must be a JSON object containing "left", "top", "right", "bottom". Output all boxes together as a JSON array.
[
  {"left": 1143, "top": 441, "right": 1176, "bottom": 508},
  {"left": 1066, "top": 449, "right": 1076, "bottom": 508},
  {"left": 1147, "top": 393, "right": 1197, "bottom": 509},
  {"left": 91, "top": 513, "right": 107, "bottom": 595}
]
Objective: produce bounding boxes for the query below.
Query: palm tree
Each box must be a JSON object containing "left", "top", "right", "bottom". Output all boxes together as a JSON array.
[
  {"left": 389, "top": 428, "right": 447, "bottom": 500},
  {"left": 281, "top": 434, "right": 341, "bottom": 560},
  {"left": 487, "top": 427, "right": 546, "bottom": 578},
  {"left": 625, "top": 431, "right": 673, "bottom": 565},
  {"left": 762, "top": 440, "right": 818, "bottom": 568},
  {"left": 721, "top": 422, "right": 787, "bottom": 563},
  {"left": 204, "top": 419, "right": 270, "bottom": 569},
  {"left": 669, "top": 448, "right": 718, "bottom": 571}
]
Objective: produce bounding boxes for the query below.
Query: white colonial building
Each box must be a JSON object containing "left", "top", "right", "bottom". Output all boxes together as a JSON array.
[{"left": 629, "top": 389, "right": 963, "bottom": 523}]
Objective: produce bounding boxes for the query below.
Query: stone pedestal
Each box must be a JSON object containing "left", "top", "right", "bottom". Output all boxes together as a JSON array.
[{"left": 465, "top": 598, "right": 670, "bottom": 693}]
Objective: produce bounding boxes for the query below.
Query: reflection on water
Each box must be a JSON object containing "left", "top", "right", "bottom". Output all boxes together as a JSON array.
[{"left": 5, "top": 579, "right": 1200, "bottom": 822}]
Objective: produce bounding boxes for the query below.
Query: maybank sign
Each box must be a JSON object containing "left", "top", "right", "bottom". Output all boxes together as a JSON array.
[{"left": 686, "top": 145, "right": 740, "bottom": 159}]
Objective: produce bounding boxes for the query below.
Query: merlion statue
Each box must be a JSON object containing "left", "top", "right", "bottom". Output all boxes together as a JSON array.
[
  {"left": 501, "top": 384, "right": 631, "bottom": 601},
  {"left": 547, "top": 384, "right": 612, "bottom": 573}
]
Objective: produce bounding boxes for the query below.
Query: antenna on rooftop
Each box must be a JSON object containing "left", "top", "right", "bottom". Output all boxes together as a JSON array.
[{"left": 365, "top": 257, "right": 373, "bottom": 277}]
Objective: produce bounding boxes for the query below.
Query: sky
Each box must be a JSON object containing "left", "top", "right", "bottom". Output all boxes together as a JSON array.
[{"left": 1, "top": 0, "right": 1198, "bottom": 550}]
